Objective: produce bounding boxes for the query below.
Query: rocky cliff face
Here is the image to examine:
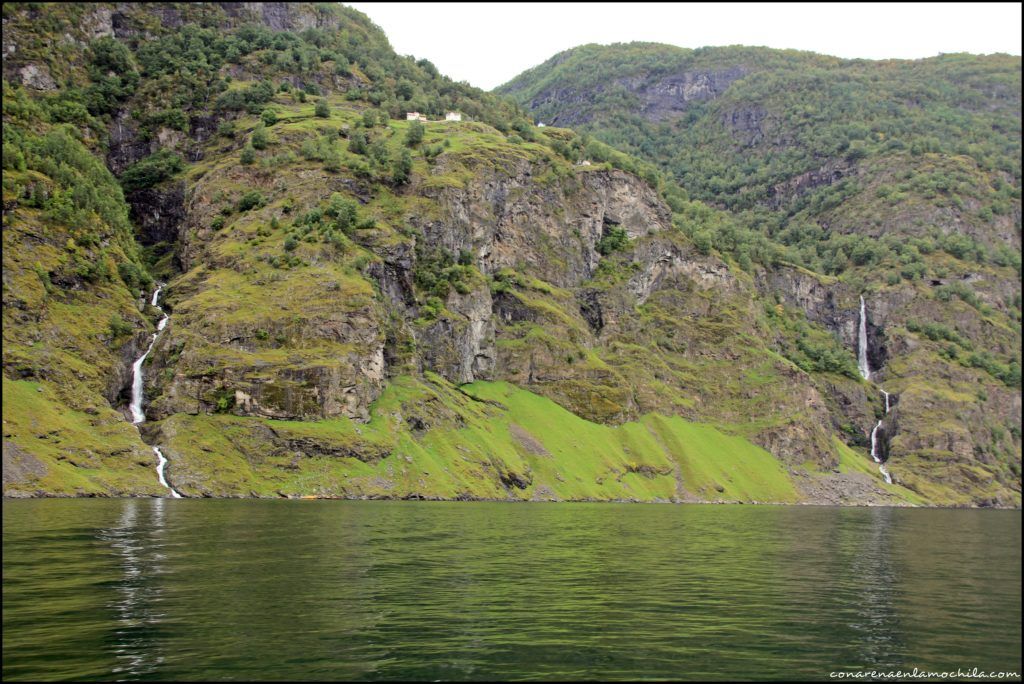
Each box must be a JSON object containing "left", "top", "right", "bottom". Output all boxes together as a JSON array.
[
  {"left": 150, "top": 154, "right": 672, "bottom": 423},
  {"left": 525, "top": 66, "right": 747, "bottom": 127},
  {"left": 757, "top": 264, "right": 1021, "bottom": 505},
  {"left": 417, "top": 160, "right": 669, "bottom": 287},
  {"left": 619, "top": 66, "right": 748, "bottom": 121}
]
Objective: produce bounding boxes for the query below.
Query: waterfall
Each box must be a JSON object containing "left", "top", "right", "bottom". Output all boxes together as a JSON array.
[
  {"left": 129, "top": 285, "right": 181, "bottom": 498},
  {"left": 130, "top": 286, "right": 168, "bottom": 424},
  {"left": 869, "top": 420, "right": 883, "bottom": 463},
  {"left": 154, "top": 447, "right": 182, "bottom": 498},
  {"left": 858, "top": 295, "right": 871, "bottom": 381},
  {"left": 859, "top": 297, "right": 893, "bottom": 484},
  {"left": 871, "top": 388, "right": 894, "bottom": 484}
]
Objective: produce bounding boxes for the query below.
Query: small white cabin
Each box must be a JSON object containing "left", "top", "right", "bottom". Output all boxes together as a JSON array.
[
  {"left": 444, "top": 111, "right": 462, "bottom": 122},
  {"left": 537, "top": 122, "right": 546, "bottom": 127},
  {"left": 406, "top": 112, "right": 427, "bottom": 122}
]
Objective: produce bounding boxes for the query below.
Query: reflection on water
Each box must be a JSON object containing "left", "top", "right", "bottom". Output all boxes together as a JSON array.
[
  {"left": 847, "top": 507, "right": 901, "bottom": 667},
  {"left": 3, "top": 501, "right": 1021, "bottom": 681},
  {"left": 98, "top": 498, "right": 173, "bottom": 679}
]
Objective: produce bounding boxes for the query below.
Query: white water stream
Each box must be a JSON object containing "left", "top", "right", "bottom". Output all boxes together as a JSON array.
[
  {"left": 860, "top": 297, "right": 893, "bottom": 485},
  {"left": 876, "top": 393, "right": 892, "bottom": 483},
  {"left": 857, "top": 295, "right": 871, "bottom": 381},
  {"left": 130, "top": 285, "right": 181, "bottom": 498}
]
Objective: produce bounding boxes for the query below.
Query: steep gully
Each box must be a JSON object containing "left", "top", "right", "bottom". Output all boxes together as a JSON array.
[
  {"left": 859, "top": 296, "right": 894, "bottom": 485},
  {"left": 129, "top": 286, "right": 181, "bottom": 498}
]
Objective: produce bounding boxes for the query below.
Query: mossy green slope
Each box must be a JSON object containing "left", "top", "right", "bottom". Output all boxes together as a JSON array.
[
  {"left": 155, "top": 375, "right": 892, "bottom": 503},
  {"left": 2, "top": 82, "right": 163, "bottom": 496}
]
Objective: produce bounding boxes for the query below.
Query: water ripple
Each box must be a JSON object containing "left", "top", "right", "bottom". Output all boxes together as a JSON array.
[{"left": 3, "top": 501, "right": 1021, "bottom": 681}]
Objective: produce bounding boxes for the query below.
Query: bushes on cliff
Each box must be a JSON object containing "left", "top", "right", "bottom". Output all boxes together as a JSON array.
[
  {"left": 260, "top": 107, "right": 279, "bottom": 126},
  {"left": 107, "top": 314, "right": 134, "bottom": 340},
  {"left": 84, "top": 37, "right": 138, "bottom": 114},
  {"left": 236, "top": 191, "right": 266, "bottom": 212},
  {"left": 117, "top": 261, "right": 154, "bottom": 295},
  {"left": 215, "top": 81, "right": 276, "bottom": 113},
  {"left": 596, "top": 226, "right": 630, "bottom": 255},
  {"left": 414, "top": 247, "right": 475, "bottom": 298},
  {"left": 405, "top": 121, "right": 424, "bottom": 146},
  {"left": 250, "top": 124, "right": 270, "bottom": 150},
  {"left": 119, "top": 150, "right": 183, "bottom": 192},
  {"left": 392, "top": 149, "right": 413, "bottom": 184},
  {"left": 240, "top": 144, "right": 256, "bottom": 165},
  {"left": 325, "top": 193, "right": 358, "bottom": 232}
]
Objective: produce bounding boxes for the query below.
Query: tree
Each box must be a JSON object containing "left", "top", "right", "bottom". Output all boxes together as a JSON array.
[
  {"left": 328, "top": 193, "right": 359, "bottom": 233},
  {"left": 237, "top": 190, "right": 265, "bottom": 212},
  {"left": 348, "top": 130, "right": 368, "bottom": 155},
  {"left": 322, "top": 145, "right": 343, "bottom": 172},
  {"left": 260, "top": 107, "right": 278, "bottom": 126},
  {"left": 240, "top": 144, "right": 256, "bottom": 165},
  {"left": 315, "top": 100, "right": 330, "bottom": 118},
  {"left": 405, "top": 120, "right": 424, "bottom": 147},
  {"left": 596, "top": 226, "right": 629, "bottom": 255},
  {"left": 251, "top": 123, "right": 269, "bottom": 150},
  {"left": 392, "top": 149, "right": 413, "bottom": 184},
  {"left": 369, "top": 138, "right": 390, "bottom": 166},
  {"left": 119, "top": 150, "right": 184, "bottom": 192}
]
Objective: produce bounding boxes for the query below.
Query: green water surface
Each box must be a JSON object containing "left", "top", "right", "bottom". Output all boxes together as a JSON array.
[{"left": 2, "top": 500, "right": 1020, "bottom": 681}]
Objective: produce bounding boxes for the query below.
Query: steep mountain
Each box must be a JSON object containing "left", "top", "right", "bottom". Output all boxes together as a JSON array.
[
  {"left": 2, "top": 5, "right": 1018, "bottom": 505},
  {"left": 500, "top": 43, "right": 1023, "bottom": 505}
]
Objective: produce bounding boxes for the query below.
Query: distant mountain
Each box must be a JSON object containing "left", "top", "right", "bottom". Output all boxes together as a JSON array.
[{"left": 499, "top": 43, "right": 1020, "bottom": 257}]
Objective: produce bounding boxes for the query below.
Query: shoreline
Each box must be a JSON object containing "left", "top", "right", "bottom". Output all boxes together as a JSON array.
[{"left": 3, "top": 493, "right": 1020, "bottom": 510}]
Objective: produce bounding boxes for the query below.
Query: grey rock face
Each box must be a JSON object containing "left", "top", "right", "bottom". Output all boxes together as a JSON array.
[
  {"left": 107, "top": 110, "right": 154, "bottom": 176},
  {"left": 418, "top": 161, "right": 670, "bottom": 289},
  {"left": 419, "top": 285, "right": 496, "bottom": 385},
  {"left": 219, "top": 2, "right": 340, "bottom": 32},
  {"left": 618, "top": 67, "right": 748, "bottom": 121},
  {"left": 720, "top": 105, "right": 770, "bottom": 146},
  {"left": 527, "top": 67, "right": 747, "bottom": 127},
  {"left": 17, "top": 63, "right": 56, "bottom": 90},
  {"left": 128, "top": 182, "right": 187, "bottom": 248},
  {"left": 766, "top": 160, "right": 855, "bottom": 210},
  {"left": 83, "top": 6, "right": 114, "bottom": 39}
]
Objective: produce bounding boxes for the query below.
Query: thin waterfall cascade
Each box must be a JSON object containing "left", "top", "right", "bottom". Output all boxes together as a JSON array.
[
  {"left": 129, "top": 286, "right": 169, "bottom": 424},
  {"left": 871, "top": 388, "right": 894, "bottom": 484},
  {"left": 858, "top": 295, "right": 871, "bottom": 381},
  {"left": 870, "top": 420, "right": 884, "bottom": 464},
  {"left": 859, "top": 296, "right": 893, "bottom": 485},
  {"left": 154, "top": 447, "right": 182, "bottom": 498},
  {"left": 128, "top": 285, "right": 181, "bottom": 498}
]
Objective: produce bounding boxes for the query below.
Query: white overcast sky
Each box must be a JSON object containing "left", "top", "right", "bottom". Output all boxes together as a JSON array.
[{"left": 347, "top": 2, "right": 1023, "bottom": 90}]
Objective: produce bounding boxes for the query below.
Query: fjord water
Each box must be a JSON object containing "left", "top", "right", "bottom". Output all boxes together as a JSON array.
[{"left": 3, "top": 502, "right": 1020, "bottom": 681}]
